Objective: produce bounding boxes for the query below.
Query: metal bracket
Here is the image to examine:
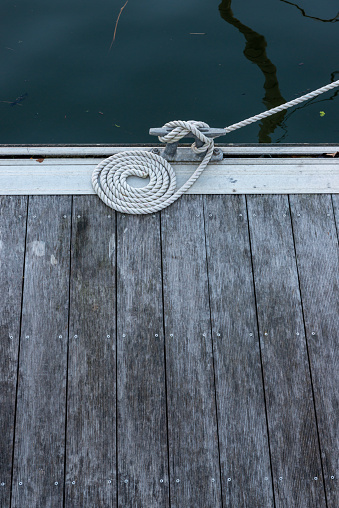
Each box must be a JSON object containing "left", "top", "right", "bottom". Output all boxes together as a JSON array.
[
  {"left": 149, "top": 127, "right": 226, "bottom": 162},
  {"left": 149, "top": 146, "right": 224, "bottom": 162}
]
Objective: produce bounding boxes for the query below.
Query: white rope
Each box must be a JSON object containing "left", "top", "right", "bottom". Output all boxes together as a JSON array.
[
  {"left": 92, "top": 121, "right": 214, "bottom": 214},
  {"left": 225, "top": 79, "right": 339, "bottom": 133},
  {"left": 92, "top": 80, "right": 339, "bottom": 214}
]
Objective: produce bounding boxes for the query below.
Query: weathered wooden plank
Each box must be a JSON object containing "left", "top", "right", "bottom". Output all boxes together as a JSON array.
[
  {"left": 0, "top": 146, "right": 153, "bottom": 157},
  {"left": 222, "top": 145, "right": 339, "bottom": 155},
  {"left": 116, "top": 213, "right": 169, "bottom": 507},
  {"left": 289, "top": 194, "right": 339, "bottom": 507},
  {"left": 204, "top": 195, "right": 273, "bottom": 507},
  {"left": 11, "top": 196, "right": 71, "bottom": 507},
  {"left": 64, "top": 197, "right": 117, "bottom": 507},
  {"left": 0, "top": 197, "right": 27, "bottom": 507},
  {"left": 0, "top": 158, "right": 338, "bottom": 195},
  {"left": 333, "top": 195, "right": 339, "bottom": 236},
  {"left": 247, "top": 195, "right": 326, "bottom": 508},
  {"left": 161, "top": 195, "right": 222, "bottom": 508},
  {"left": 2, "top": 157, "right": 339, "bottom": 166},
  {"left": 0, "top": 144, "right": 338, "bottom": 156}
]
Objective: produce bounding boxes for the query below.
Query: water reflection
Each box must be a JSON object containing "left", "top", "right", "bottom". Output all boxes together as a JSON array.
[
  {"left": 276, "top": 71, "right": 339, "bottom": 142},
  {"left": 219, "top": 0, "right": 286, "bottom": 142},
  {"left": 280, "top": 1, "right": 339, "bottom": 23}
]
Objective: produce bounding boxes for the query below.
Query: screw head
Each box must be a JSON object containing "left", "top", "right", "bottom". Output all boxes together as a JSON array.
[
  {"left": 239, "top": 214, "right": 242, "bottom": 217},
  {"left": 217, "top": 333, "right": 220, "bottom": 337},
  {"left": 77, "top": 215, "right": 81, "bottom": 218},
  {"left": 279, "top": 477, "right": 283, "bottom": 480},
  {"left": 264, "top": 332, "right": 268, "bottom": 336},
  {"left": 312, "top": 331, "right": 316, "bottom": 335},
  {"left": 122, "top": 334, "right": 126, "bottom": 338},
  {"left": 314, "top": 477, "right": 318, "bottom": 480},
  {"left": 124, "top": 479, "right": 128, "bottom": 484},
  {"left": 1, "top": 482, "right": 5, "bottom": 486},
  {"left": 72, "top": 481, "right": 75, "bottom": 485},
  {"left": 152, "top": 148, "right": 160, "bottom": 154},
  {"left": 107, "top": 335, "right": 110, "bottom": 338},
  {"left": 25, "top": 335, "right": 29, "bottom": 339},
  {"left": 108, "top": 480, "right": 112, "bottom": 484},
  {"left": 55, "top": 481, "right": 58, "bottom": 485},
  {"left": 176, "top": 479, "right": 180, "bottom": 483},
  {"left": 18, "top": 215, "right": 22, "bottom": 218},
  {"left": 253, "top": 213, "right": 256, "bottom": 217},
  {"left": 19, "top": 482, "right": 23, "bottom": 486},
  {"left": 74, "top": 335, "right": 78, "bottom": 338},
  {"left": 170, "top": 334, "right": 173, "bottom": 337},
  {"left": 9, "top": 335, "right": 13, "bottom": 339},
  {"left": 209, "top": 213, "right": 213, "bottom": 218},
  {"left": 211, "top": 478, "right": 215, "bottom": 482},
  {"left": 59, "top": 335, "right": 62, "bottom": 338},
  {"left": 297, "top": 213, "right": 301, "bottom": 217},
  {"left": 264, "top": 477, "right": 268, "bottom": 480},
  {"left": 203, "top": 333, "right": 206, "bottom": 337},
  {"left": 296, "top": 332, "right": 300, "bottom": 336},
  {"left": 249, "top": 333, "right": 253, "bottom": 337},
  {"left": 63, "top": 215, "right": 67, "bottom": 218},
  {"left": 155, "top": 334, "right": 158, "bottom": 337},
  {"left": 283, "top": 214, "right": 286, "bottom": 217},
  {"left": 160, "top": 479, "right": 164, "bottom": 483},
  {"left": 331, "top": 475, "right": 335, "bottom": 479},
  {"left": 227, "top": 478, "right": 231, "bottom": 482}
]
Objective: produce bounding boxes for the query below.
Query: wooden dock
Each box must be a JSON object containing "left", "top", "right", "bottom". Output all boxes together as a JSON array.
[{"left": 0, "top": 145, "right": 338, "bottom": 507}]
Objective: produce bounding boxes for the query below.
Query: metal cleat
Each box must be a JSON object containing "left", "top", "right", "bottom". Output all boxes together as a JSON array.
[{"left": 149, "top": 126, "right": 226, "bottom": 161}]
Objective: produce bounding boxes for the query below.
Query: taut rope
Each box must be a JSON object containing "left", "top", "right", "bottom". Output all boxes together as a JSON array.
[
  {"left": 92, "top": 79, "right": 339, "bottom": 214},
  {"left": 224, "top": 80, "right": 339, "bottom": 133}
]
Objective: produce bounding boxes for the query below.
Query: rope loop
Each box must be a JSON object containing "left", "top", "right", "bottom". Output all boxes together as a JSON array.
[{"left": 92, "top": 120, "right": 215, "bottom": 215}]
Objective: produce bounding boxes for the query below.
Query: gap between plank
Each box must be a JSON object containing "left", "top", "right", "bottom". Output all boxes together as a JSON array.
[
  {"left": 202, "top": 196, "right": 224, "bottom": 506},
  {"left": 244, "top": 195, "right": 277, "bottom": 508},
  {"left": 287, "top": 195, "right": 328, "bottom": 506}
]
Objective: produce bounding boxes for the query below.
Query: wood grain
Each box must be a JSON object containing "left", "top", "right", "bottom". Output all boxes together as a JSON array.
[
  {"left": 289, "top": 194, "right": 339, "bottom": 507},
  {"left": 116, "top": 212, "right": 169, "bottom": 507},
  {"left": 11, "top": 196, "right": 71, "bottom": 508},
  {"left": 161, "top": 195, "right": 222, "bottom": 508},
  {"left": 204, "top": 195, "right": 274, "bottom": 507},
  {"left": 64, "top": 196, "right": 117, "bottom": 507},
  {"left": 1, "top": 191, "right": 337, "bottom": 507},
  {"left": 333, "top": 194, "right": 339, "bottom": 237},
  {"left": 0, "top": 158, "right": 338, "bottom": 195},
  {"left": 247, "top": 195, "right": 326, "bottom": 508},
  {"left": 0, "top": 197, "right": 27, "bottom": 508}
]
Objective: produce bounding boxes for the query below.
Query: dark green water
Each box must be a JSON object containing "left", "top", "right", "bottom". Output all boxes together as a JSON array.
[{"left": 2, "top": 0, "right": 338, "bottom": 144}]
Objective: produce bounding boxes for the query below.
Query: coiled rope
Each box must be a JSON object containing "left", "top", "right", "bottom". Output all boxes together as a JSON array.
[{"left": 92, "top": 79, "right": 339, "bottom": 214}]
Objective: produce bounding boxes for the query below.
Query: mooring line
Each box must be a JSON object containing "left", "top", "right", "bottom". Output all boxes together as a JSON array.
[{"left": 92, "top": 79, "right": 339, "bottom": 214}]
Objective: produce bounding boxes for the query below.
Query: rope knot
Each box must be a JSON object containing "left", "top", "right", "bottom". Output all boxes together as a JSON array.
[{"left": 158, "top": 120, "right": 214, "bottom": 154}]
